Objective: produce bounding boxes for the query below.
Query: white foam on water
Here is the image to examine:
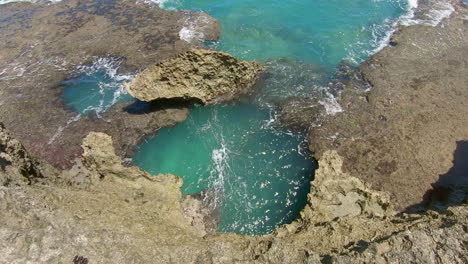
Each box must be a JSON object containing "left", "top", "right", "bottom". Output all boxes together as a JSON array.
[
  {"left": 179, "top": 15, "right": 209, "bottom": 43},
  {"left": 318, "top": 90, "right": 343, "bottom": 116},
  {"left": 139, "top": 0, "right": 179, "bottom": 10},
  {"left": 210, "top": 139, "right": 230, "bottom": 207},
  {"left": 346, "top": 0, "right": 421, "bottom": 64},
  {"left": 179, "top": 26, "right": 204, "bottom": 43},
  {"left": 74, "top": 57, "right": 134, "bottom": 116},
  {"left": 402, "top": 1, "right": 454, "bottom": 27}
]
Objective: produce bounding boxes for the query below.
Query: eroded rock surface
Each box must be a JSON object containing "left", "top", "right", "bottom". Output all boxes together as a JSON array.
[
  {"left": 308, "top": 0, "right": 468, "bottom": 211},
  {"left": 1, "top": 0, "right": 467, "bottom": 263},
  {"left": 125, "top": 49, "right": 265, "bottom": 104},
  {"left": 0, "top": 128, "right": 466, "bottom": 263},
  {"left": 0, "top": 0, "right": 218, "bottom": 169},
  {"left": 0, "top": 122, "right": 45, "bottom": 185}
]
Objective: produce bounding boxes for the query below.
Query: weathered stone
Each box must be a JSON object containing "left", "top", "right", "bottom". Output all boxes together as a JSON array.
[
  {"left": 305, "top": 150, "right": 393, "bottom": 222},
  {"left": 125, "top": 49, "right": 265, "bottom": 104},
  {"left": 0, "top": 0, "right": 217, "bottom": 169},
  {"left": 0, "top": 130, "right": 466, "bottom": 263},
  {"left": 0, "top": 122, "right": 45, "bottom": 186},
  {"left": 308, "top": 0, "right": 468, "bottom": 211}
]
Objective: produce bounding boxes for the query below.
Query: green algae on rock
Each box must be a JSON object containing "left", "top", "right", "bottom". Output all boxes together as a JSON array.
[{"left": 124, "top": 49, "right": 265, "bottom": 104}]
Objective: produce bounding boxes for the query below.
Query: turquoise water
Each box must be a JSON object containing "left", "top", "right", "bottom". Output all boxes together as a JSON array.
[
  {"left": 62, "top": 59, "right": 133, "bottom": 116},
  {"left": 132, "top": 0, "right": 409, "bottom": 235},
  {"left": 56, "top": 0, "right": 410, "bottom": 234},
  {"left": 134, "top": 104, "right": 313, "bottom": 234},
  {"left": 167, "top": 0, "right": 408, "bottom": 65}
]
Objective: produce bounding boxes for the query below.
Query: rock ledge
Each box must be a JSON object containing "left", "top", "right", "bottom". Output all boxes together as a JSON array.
[{"left": 125, "top": 49, "right": 265, "bottom": 104}]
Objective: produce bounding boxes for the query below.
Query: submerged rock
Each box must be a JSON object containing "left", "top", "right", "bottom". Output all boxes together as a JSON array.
[
  {"left": 125, "top": 49, "right": 265, "bottom": 104},
  {"left": 277, "top": 97, "right": 325, "bottom": 131}
]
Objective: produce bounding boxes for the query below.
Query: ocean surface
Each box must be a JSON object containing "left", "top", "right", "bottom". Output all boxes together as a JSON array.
[
  {"left": 135, "top": 0, "right": 414, "bottom": 235},
  {"left": 1, "top": 0, "right": 426, "bottom": 235}
]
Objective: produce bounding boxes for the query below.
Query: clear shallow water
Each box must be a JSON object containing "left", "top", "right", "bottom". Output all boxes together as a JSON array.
[
  {"left": 4, "top": 0, "right": 410, "bottom": 234},
  {"left": 134, "top": 104, "right": 314, "bottom": 234},
  {"left": 61, "top": 58, "right": 133, "bottom": 116},
  {"left": 132, "top": 0, "right": 409, "bottom": 235},
  {"left": 167, "top": 0, "right": 408, "bottom": 65}
]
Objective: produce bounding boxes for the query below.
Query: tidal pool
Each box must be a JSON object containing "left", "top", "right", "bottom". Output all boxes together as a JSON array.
[
  {"left": 59, "top": 0, "right": 411, "bottom": 235},
  {"left": 133, "top": 103, "right": 315, "bottom": 234},
  {"left": 61, "top": 59, "right": 133, "bottom": 116}
]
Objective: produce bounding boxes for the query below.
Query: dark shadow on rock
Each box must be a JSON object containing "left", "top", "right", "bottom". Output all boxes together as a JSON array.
[
  {"left": 0, "top": 156, "right": 12, "bottom": 170},
  {"left": 405, "top": 141, "right": 468, "bottom": 213},
  {"left": 123, "top": 98, "right": 203, "bottom": 115}
]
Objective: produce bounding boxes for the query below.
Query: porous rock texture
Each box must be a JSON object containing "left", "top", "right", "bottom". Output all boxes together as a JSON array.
[
  {"left": 0, "top": 123, "right": 47, "bottom": 186},
  {"left": 125, "top": 49, "right": 265, "bottom": 104},
  {"left": 308, "top": 0, "right": 468, "bottom": 211},
  {"left": 0, "top": 0, "right": 219, "bottom": 169},
  {"left": 1, "top": 0, "right": 467, "bottom": 263},
  {"left": 0, "top": 125, "right": 466, "bottom": 263}
]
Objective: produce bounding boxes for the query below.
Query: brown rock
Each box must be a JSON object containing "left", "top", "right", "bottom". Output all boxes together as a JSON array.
[
  {"left": 0, "top": 0, "right": 218, "bottom": 169},
  {"left": 0, "top": 123, "right": 45, "bottom": 185},
  {"left": 125, "top": 49, "right": 265, "bottom": 104},
  {"left": 308, "top": 0, "right": 468, "bottom": 211}
]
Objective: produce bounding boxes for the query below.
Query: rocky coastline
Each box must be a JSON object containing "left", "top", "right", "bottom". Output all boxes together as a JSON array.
[
  {"left": 0, "top": 0, "right": 219, "bottom": 169},
  {"left": 308, "top": 0, "right": 468, "bottom": 212},
  {"left": 0, "top": 0, "right": 467, "bottom": 263}
]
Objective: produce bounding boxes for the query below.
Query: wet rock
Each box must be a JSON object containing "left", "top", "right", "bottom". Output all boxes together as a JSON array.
[
  {"left": 308, "top": 0, "right": 468, "bottom": 211},
  {"left": 0, "top": 0, "right": 218, "bottom": 169},
  {"left": 277, "top": 97, "right": 325, "bottom": 131},
  {"left": 125, "top": 49, "right": 265, "bottom": 104}
]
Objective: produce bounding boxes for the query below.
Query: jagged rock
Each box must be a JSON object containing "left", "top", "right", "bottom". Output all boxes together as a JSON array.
[
  {"left": 304, "top": 150, "right": 393, "bottom": 222},
  {"left": 0, "top": 131, "right": 466, "bottom": 263},
  {"left": 0, "top": 123, "right": 44, "bottom": 186},
  {"left": 0, "top": 0, "right": 216, "bottom": 169},
  {"left": 125, "top": 49, "right": 265, "bottom": 104},
  {"left": 81, "top": 132, "right": 215, "bottom": 236}
]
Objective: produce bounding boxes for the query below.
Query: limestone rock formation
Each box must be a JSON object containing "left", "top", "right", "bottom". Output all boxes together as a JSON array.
[
  {"left": 0, "top": 0, "right": 216, "bottom": 169},
  {"left": 304, "top": 150, "right": 393, "bottom": 223},
  {"left": 308, "top": 0, "right": 468, "bottom": 210},
  {"left": 0, "top": 123, "right": 44, "bottom": 186},
  {"left": 0, "top": 129, "right": 466, "bottom": 263},
  {"left": 125, "top": 49, "right": 265, "bottom": 104}
]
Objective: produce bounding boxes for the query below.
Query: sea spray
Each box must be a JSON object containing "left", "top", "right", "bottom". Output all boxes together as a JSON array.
[{"left": 61, "top": 58, "right": 134, "bottom": 116}]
